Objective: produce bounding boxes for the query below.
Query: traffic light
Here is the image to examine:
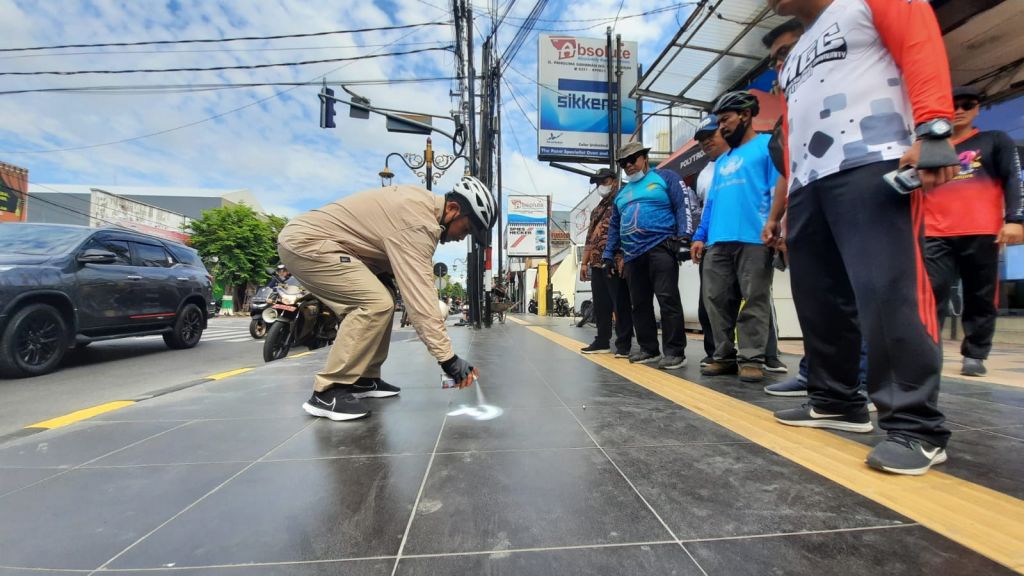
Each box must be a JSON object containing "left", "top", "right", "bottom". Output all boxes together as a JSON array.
[{"left": 319, "top": 87, "right": 336, "bottom": 129}]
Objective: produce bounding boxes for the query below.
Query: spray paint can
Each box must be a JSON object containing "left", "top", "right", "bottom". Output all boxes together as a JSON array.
[{"left": 441, "top": 374, "right": 478, "bottom": 389}]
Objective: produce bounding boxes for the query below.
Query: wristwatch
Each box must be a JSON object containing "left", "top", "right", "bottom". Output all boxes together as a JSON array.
[{"left": 914, "top": 118, "right": 953, "bottom": 140}]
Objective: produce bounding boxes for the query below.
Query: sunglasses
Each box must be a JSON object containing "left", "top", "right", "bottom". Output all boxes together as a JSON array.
[
  {"left": 954, "top": 100, "right": 979, "bottom": 111},
  {"left": 617, "top": 151, "right": 645, "bottom": 168}
]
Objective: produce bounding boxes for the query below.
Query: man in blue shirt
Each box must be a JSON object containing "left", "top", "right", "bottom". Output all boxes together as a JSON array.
[
  {"left": 604, "top": 141, "right": 698, "bottom": 369},
  {"left": 691, "top": 91, "right": 779, "bottom": 383}
]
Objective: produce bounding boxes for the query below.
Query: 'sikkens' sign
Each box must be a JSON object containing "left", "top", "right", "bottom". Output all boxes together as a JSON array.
[{"left": 537, "top": 34, "right": 638, "bottom": 163}]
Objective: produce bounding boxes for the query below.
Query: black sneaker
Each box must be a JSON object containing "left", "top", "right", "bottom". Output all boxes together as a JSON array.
[
  {"left": 961, "top": 357, "right": 986, "bottom": 377},
  {"left": 659, "top": 355, "right": 687, "bottom": 370},
  {"left": 302, "top": 388, "right": 370, "bottom": 421},
  {"left": 614, "top": 349, "right": 631, "bottom": 359},
  {"left": 581, "top": 343, "right": 612, "bottom": 354},
  {"left": 629, "top": 350, "right": 661, "bottom": 365},
  {"left": 764, "top": 377, "right": 808, "bottom": 397},
  {"left": 764, "top": 357, "right": 789, "bottom": 373},
  {"left": 866, "top": 434, "right": 947, "bottom": 476},
  {"left": 774, "top": 403, "right": 873, "bottom": 433},
  {"left": 699, "top": 356, "right": 713, "bottom": 367},
  {"left": 351, "top": 377, "right": 401, "bottom": 399}
]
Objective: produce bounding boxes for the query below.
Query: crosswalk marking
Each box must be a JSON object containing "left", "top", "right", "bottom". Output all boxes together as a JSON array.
[{"left": 115, "top": 323, "right": 257, "bottom": 343}]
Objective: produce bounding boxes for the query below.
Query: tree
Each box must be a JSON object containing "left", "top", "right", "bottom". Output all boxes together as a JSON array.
[
  {"left": 440, "top": 277, "right": 466, "bottom": 300},
  {"left": 187, "top": 204, "right": 279, "bottom": 303},
  {"left": 265, "top": 213, "right": 289, "bottom": 238}
]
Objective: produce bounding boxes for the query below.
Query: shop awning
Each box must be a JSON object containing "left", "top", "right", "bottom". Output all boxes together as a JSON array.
[
  {"left": 633, "top": 0, "right": 790, "bottom": 108},
  {"left": 936, "top": 0, "right": 1024, "bottom": 103}
]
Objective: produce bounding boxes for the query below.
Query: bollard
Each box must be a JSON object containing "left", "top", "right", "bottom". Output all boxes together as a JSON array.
[{"left": 537, "top": 261, "right": 548, "bottom": 316}]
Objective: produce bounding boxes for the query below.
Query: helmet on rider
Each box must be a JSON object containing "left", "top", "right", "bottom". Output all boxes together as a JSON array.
[
  {"left": 712, "top": 90, "right": 760, "bottom": 117},
  {"left": 446, "top": 175, "right": 496, "bottom": 246}
]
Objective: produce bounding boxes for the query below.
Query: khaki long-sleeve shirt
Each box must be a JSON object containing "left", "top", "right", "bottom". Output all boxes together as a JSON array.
[{"left": 279, "top": 185, "right": 453, "bottom": 362}]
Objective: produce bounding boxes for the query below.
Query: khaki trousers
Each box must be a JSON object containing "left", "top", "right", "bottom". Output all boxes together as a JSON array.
[{"left": 278, "top": 240, "right": 394, "bottom": 392}]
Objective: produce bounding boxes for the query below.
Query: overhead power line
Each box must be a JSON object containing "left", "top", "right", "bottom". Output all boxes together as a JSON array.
[
  {"left": 0, "top": 76, "right": 459, "bottom": 96},
  {"left": 0, "top": 40, "right": 449, "bottom": 60},
  {"left": 3, "top": 16, "right": 451, "bottom": 154},
  {"left": 481, "top": 1, "right": 689, "bottom": 22},
  {"left": 0, "top": 21, "right": 452, "bottom": 53},
  {"left": 0, "top": 46, "right": 454, "bottom": 76}
]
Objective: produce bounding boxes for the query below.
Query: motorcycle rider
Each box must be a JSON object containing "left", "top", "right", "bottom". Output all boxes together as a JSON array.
[
  {"left": 266, "top": 264, "right": 291, "bottom": 288},
  {"left": 278, "top": 176, "right": 496, "bottom": 421}
]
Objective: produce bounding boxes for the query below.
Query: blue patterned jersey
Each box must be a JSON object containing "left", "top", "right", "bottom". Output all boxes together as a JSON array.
[{"left": 603, "top": 168, "right": 696, "bottom": 262}]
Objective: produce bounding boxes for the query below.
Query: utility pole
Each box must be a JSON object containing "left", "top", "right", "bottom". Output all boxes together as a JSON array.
[
  {"left": 605, "top": 27, "right": 615, "bottom": 172},
  {"left": 615, "top": 33, "right": 624, "bottom": 153},
  {"left": 491, "top": 56, "right": 499, "bottom": 289},
  {"left": 465, "top": 0, "right": 481, "bottom": 329},
  {"left": 480, "top": 37, "right": 493, "bottom": 328}
]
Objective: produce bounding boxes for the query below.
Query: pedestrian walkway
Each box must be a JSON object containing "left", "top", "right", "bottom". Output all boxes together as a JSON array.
[{"left": 0, "top": 315, "right": 1020, "bottom": 574}]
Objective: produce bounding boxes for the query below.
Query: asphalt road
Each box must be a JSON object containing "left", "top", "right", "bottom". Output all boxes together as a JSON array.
[{"left": 0, "top": 316, "right": 274, "bottom": 437}]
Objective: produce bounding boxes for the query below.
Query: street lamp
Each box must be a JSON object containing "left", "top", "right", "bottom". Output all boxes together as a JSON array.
[{"left": 378, "top": 137, "right": 468, "bottom": 191}]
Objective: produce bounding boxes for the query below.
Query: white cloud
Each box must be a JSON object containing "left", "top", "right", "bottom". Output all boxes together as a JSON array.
[{"left": 0, "top": 0, "right": 689, "bottom": 263}]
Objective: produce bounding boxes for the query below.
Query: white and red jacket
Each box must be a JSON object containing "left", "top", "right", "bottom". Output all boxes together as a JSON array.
[{"left": 778, "top": 0, "right": 954, "bottom": 191}]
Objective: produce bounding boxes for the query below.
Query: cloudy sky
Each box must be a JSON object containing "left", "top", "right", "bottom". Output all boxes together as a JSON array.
[{"left": 0, "top": 0, "right": 701, "bottom": 277}]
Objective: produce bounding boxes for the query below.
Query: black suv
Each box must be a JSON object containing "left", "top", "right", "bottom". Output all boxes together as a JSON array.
[{"left": 0, "top": 223, "right": 214, "bottom": 378}]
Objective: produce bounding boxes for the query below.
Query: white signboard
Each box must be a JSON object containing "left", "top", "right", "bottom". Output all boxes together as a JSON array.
[
  {"left": 537, "top": 34, "right": 638, "bottom": 163},
  {"left": 506, "top": 195, "right": 548, "bottom": 257},
  {"left": 569, "top": 189, "right": 604, "bottom": 245}
]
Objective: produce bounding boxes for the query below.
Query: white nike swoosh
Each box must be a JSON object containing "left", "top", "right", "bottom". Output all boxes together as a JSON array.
[
  {"left": 809, "top": 408, "right": 844, "bottom": 419},
  {"left": 315, "top": 397, "right": 336, "bottom": 410},
  {"left": 921, "top": 447, "right": 941, "bottom": 459}
]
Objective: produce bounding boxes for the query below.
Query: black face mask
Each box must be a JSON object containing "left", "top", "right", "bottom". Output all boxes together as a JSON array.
[
  {"left": 723, "top": 117, "right": 750, "bottom": 149},
  {"left": 439, "top": 212, "right": 461, "bottom": 244}
]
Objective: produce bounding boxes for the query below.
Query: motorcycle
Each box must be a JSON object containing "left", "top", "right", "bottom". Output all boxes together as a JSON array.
[
  {"left": 248, "top": 286, "right": 278, "bottom": 339},
  {"left": 552, "top": 292, "right": 571, "bottom": 317},
  {"left": 262, "top": 284, "right": 338, "bottom": 362}
]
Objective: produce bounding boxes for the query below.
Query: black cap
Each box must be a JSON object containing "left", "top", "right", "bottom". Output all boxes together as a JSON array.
[
  {"left": 589, "top": 167, "right": 616, "bottom": 184},
  {"left": 953, "top": 86, "right": 981, "bottom": 101}
]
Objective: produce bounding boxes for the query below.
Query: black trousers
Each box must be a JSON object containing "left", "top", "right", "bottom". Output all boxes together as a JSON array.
[
  {"left": 698, "top": 258, "right": 717, "bottom": 358},
  {"left": 787, "top": 160, "right": 948, "bottom": 448},
  {"left": 625, "top": 241, "right": 687, "bottom": 357},
  {"left": 924, "top": 235, "right": 1000, "bottom": 360},
  {"left": 590, "top": 265, "right": 634, "bottom": 353}
]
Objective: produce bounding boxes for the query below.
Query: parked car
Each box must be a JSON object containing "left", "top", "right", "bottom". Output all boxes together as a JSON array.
[{"left": 0, "top": 223, "right": 214, "bottom": 378}]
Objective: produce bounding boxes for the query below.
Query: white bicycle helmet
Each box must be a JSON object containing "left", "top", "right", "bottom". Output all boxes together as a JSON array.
[{"left": 449, "top": 175, "right": 496, "bottom": 245}]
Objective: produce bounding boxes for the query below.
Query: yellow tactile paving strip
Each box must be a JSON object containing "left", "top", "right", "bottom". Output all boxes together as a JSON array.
[
  {"left": 25, "top": 401, "right": 136, "bottom": 430},
  {"left": 526, "top": 324, "right": 1024, "bottom": 573}
]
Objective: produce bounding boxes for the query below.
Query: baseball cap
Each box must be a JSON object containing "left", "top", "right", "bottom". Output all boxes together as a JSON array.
[
  {"left": 953, "top": 86, "right": 981, "bottom": 100},
  {"left": 588, "top": 167, "right": 617, "bottom": 184},
  {"left": 695, "top": 116, "right": 719, "bottom": 140}
]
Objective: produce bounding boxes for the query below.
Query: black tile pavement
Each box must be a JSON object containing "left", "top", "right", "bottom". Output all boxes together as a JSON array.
[
  {"left": 0, "top": 318, "right": 1016, "bottom": 573},
  {"left": 686, "top": 525, "right": 1017, "bottom": 575},
  {"left": 0, "top": 462, "right": 244, "bottom": 570},
  {"left": 401, "top": 448, "right": 671, "bottom": 555},
  {"left": 605, "top": 443, "right": 908, "bottom": 540},
  {"left": 108, "top": 456, "right": 429, "bottom": 569},
  {"left": 396, "top": 543, "right": 705, "bottom": 575}
]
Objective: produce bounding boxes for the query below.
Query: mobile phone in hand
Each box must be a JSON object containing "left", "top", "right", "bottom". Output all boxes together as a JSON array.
[{"left": 883, "top": 167, "right": 922, "bottom": 194}]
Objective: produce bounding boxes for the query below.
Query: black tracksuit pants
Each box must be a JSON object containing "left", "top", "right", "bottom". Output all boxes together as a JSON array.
[
  {"left": 786, "top": 160, "right": 949, "bottom": 448},
  {"left": 625, "top": 241, "right": 687, "bottom": 358},
  {"left": 924, "top": 235, "right": 1000, "bottom": 360},
  {"left": 590, "top": 265, "right": 634, "bottom": 354}
]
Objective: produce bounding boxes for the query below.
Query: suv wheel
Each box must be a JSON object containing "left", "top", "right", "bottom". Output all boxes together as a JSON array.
[
  {"left": 0, "top": 303, "right": 69, "bottom": 378},
  {"left": 163, "top": 303, "right": 204, "bottom": 349}
]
